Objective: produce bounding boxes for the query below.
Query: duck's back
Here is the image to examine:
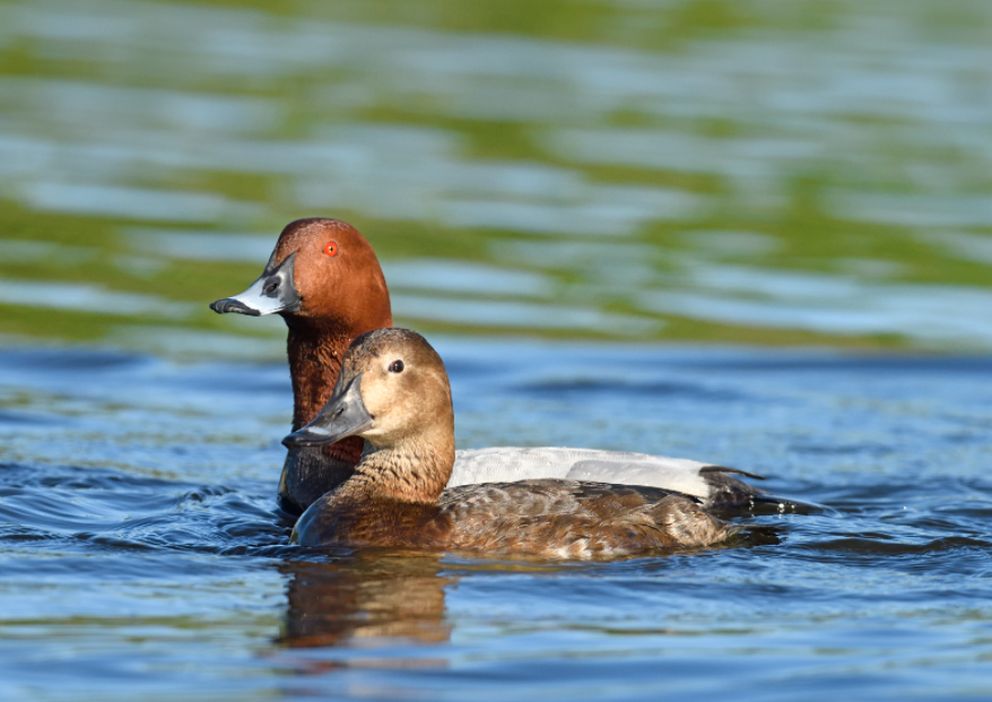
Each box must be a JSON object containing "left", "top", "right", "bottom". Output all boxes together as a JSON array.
[
  {"left": 438, "top": 479, "right": 735, "bottom": 559},
  {"left": 449, "top": 447, "right": 763, "bottom": 510}
]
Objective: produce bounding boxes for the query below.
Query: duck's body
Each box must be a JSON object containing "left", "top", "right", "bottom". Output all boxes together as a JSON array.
[
  {"left": 297, "top": 478, "right": 733, "bottom": 559},
  {"left": 284, "top": 444, "right": 757, "bottom": 516},
  {"left": 211, "top": 218, "right": 764, "bottom": 515},
  {"left": 286, "top": 328, "right": 737, "bottom": 560}
]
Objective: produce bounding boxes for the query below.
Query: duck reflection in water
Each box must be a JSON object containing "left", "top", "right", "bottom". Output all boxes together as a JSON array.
[{"left": 278, "top": 552, "right": 453, "bottom": 653}]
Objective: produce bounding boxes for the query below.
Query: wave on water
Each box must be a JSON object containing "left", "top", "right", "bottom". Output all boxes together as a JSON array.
[{"left": 0, "top": 462, "right": 293, "bottom": 561}]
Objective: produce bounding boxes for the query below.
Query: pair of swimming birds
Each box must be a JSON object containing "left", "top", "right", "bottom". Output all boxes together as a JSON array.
[{"left": 211, "top": 218, "right": 784, "bottom": 560}]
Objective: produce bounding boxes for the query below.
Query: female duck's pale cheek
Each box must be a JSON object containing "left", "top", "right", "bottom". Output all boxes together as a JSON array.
[
  {"left": 359, "top": 428, "right": 390, "bottom": 449},
  {"left": 360, "top": 417, "right": 406, "bottom": 446}
]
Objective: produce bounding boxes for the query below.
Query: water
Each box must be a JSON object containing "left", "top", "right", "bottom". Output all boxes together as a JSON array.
[
  {"left": 2, "top": 0, "right": 992, "bottom": 349},
  {"left": 2, "top": 0, "right": 992, "bottom": 699},
  {"left": 2, "top": 342, "right": 991, "bottom": 701}
]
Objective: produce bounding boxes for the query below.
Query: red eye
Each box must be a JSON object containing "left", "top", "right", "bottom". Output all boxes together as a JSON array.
[{"left": 323, "top": 240, "right": 339, "bottom": 257}]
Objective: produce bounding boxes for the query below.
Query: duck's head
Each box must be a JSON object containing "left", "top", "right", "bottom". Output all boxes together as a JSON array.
[
  {"left": 209, "top": 218, "right": 391, "bottom": 331},
  {"left": 282, "top": 328, "right": 453, "bottom": 451}
]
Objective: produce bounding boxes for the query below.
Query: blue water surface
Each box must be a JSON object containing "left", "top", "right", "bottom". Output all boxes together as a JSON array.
[{"left": 1, "top": 340, "right": 990, "bottom": 701}]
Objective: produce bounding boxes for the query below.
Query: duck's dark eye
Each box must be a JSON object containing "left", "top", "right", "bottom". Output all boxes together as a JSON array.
[
  {"left": 388, "top": 359, "right": 404, "bottom": 373},
  {"left": 263, "top": 279, "right": 279, "bottom": 296}
]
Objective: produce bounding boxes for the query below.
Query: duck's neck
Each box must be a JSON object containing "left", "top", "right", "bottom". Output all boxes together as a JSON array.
[
  {"left": 343, "top": 434, "right": 455, "bottom": 505},
  {"left": 285, "top": 318, "right": 363, "bottom": 464}
]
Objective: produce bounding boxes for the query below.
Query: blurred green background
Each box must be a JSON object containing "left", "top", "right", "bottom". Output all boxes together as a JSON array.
[{"left": 2, "top": 0, "right": 992, "bottom": 358}]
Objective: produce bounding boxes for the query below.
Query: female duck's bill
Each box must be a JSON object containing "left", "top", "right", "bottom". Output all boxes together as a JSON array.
[
  {"left": 281, "top": 328, "right": 749, "bottom": 561},
  {"left": 284, "top": 375, "right": 373, "bottom": 449}
]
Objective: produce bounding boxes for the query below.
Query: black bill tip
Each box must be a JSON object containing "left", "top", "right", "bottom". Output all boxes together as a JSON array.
[
  {"left": 282, "top": 428, "right": 327, "bottom": 449},
  {"left": 209, "top": 298, "right": 261, "bottom": 316}
]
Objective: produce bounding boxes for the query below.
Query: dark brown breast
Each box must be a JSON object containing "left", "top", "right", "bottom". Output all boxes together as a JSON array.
[{"left": 295, "top": 496, "right": 454, "bottom": 551}]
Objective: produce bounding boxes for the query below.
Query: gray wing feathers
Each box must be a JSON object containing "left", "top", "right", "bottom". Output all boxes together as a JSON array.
[{"left": 449, "top": 447, "right": 766, "bottom": 508}]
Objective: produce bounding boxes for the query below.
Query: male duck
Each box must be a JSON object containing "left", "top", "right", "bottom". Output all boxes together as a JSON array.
[
  {"left": 284, "top": 328, "right": 738, "bottom": 559},
  {"left": 211, "top": 218, "right": 764, "bottom": 515}
]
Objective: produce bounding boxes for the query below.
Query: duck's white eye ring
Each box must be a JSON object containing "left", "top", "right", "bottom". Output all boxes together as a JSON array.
[{"left": 388, "top": 360, "right": 404, "bottom": 373}]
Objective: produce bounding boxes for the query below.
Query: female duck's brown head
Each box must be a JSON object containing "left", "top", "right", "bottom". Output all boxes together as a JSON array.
[
  {"left": 210, "top": 218, "right": 391, "bottom": 332},
  {"left": 284, "top": 328, "right": 456, "bottom": 507},
  {"left": 284, "top": 328, "right": 453, "bottom": 458},
  {"left": 210, "top": 218, "right": 394, "bottom": 513}
]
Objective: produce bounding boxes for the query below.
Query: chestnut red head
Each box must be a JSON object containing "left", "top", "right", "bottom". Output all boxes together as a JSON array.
[{"left": 209, "top": 218, "right": 392, "bottom": 334}]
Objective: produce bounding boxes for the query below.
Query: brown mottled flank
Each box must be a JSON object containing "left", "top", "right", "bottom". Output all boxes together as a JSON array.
[
  {"left": 291, "top": 328, "right": 736, "bottom": 560},
  {"left": 264, "top": 219, "right": 394, "bottom": 511}
]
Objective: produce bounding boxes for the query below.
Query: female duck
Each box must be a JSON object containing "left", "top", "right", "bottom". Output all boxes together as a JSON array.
[
  {"left": 211, "top": 218, "right": 764, "bottom": 515},
  {"left": 284, "top": 328, "right": 737, "bottom": 559}
]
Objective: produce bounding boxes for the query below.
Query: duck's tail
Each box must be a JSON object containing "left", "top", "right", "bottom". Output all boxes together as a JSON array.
[{"left": 700, "top": 465, "right": 825, "bottom": 516}]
